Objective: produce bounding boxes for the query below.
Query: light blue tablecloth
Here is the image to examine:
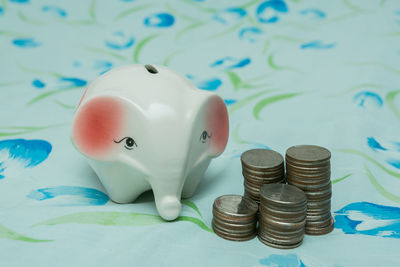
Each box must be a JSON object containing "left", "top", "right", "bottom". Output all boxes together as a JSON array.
[{"left": 1, "top": 0, "right": 400, "bottom": 266}]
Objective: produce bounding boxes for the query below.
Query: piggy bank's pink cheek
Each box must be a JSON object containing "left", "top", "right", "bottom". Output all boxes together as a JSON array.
[
  {"left": 206, "top": 97, "right": 229, "bottom": 155},
  {"left": 73, "top": 97, "right": 124, "bottom": 157}
]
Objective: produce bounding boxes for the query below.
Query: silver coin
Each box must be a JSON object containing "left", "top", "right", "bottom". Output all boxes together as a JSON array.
[
  {"left": 307, "top": 208, "right": 331, "bottom": 215},
  {"left": 213, "top": 226, "right": 257, "bottom": 241},
  {"left": 212, "top": 219, "right": 256, "bottom": 234},
  {"left": 304, "top": 188, "right": 332, "bottom": 199},
  {"left": 212, "top": 216, "right": 257, "bottom": 230},
  {"left": 243, "top": 185, "right": 261, "bottom": 196},
  {"left": 260, "top": 183, "right": 307, "bottom": 207},
  {"left": 286, "top": 165, "right": 330, "bottom": 177},
  {"left": 305, "top": 218, "right": 334, "bottom": 236},
  {"left": 244, "top": 176, "right": 285, "bottom": 186},
  {"left": 286, "top": 169, "right": 331, "bottom": 179},
  {"left": 243, "top": 189, "right": 259, "bottom": 198},
  {"left": 286, "top": 180, "right": 331, "bottom": 191},
  {"left": 241, "top": 149, "right": 284, "bottom": 171},
  {"left": 306, "top": 205, "right": 331, "bottom": 213},
  {"left": 306, "top": 192, "right": 332, "bottom": 202},
  {"left": 304, "top": 189, "right": 332, "bottom": 197},
  {"left": 285, "top": 158, "right": 330, "bottom": 168},
  {"left": 287, "top": 178, "right": 331, "bottom": 186},
  {"left": 243, "top": 173, "right": 285, "bottom": 182},
  {"left": 306, "top": 212, "right": 332, "bottom": 223},
  {"left": 303, "top": 182, "right": 332, "bottom": 192},
  {"left": 285, "top": 163, "right": 330, "bottom": 173},
  {"left": 212, "top": 218, "right": 256, "bottom": 232},
  {"left": 244, "top": 178, "right": 285, "bottom": 189},
  {"left": 259, "top": 218, "right": 305, "bottom": 233},
  {"left": 259, "top": 231, "right": 304, "bottom": 244},
  {"left": 286, "top": 172, "right": 331, "bottom": 182},
  {"left": 258, "top": 232, "right": 304, "bottom": 245},
  {"left": 286, "top": 145, "right": 331, "bottom": 163},
  {"left": 244, "top": 179, "right": 278, "bottom": 189},
  {"left": 212, "top": 215, "right": 257, "bottom": 228},
  {"left": 306, "top": 197, "right": 332, "bottom": 205},
  {"left": 288, "top": 179, "right": 331, "bottom": 188},
  {"left": 306, "top": 221, "right": 332, "bottom": 230},
  {"left": 306, "top": 208, "right": 332, "bottom": 216},
  {"left": 243, "top": 170, "right": 284, "bottom": 179},
  {"left": 307, "top": 206, "right": 331, "bottom": 213},
  {"left": 262, "top": 216, "right": 306, "bottom": 230},
  {"left": 260, "top": 203, "right": 307, "bottom": 216},
  {"left": 243, "top": 196, "right": 260, "bottom": 205},
  {"left": 260, "top": 224, "right": 305, "bottom": 237},
  {"left": 212, "top": 209, "right": 257, "bottom": 225},
  {"left": 306, "top": 197, "right": 331, "bottom": 204},
  {"left": 212, "top": 225, "right": 255, "bottom": 236},
  {"left": 242, "top": 168, "right": 284, "bottom": 178},
  {"left": 243, "top": 191, "right": 259, "bottom": 200},
  {"left": 259, "top": 204, "right": 307, "bottom": 218},
  {"left": 259, "top": 227, "right": 304, "bottom": 239},
  {"left": 306, "top": 204, "right": 331, "bottom": 211},
  {"left": 306, "top": 212, "right": 332, "bottom": 222},
  {"left": 260, "top": 207, "right": 307, "bottom": 220},
  {"left": 243, "top": 180, "right": 262, "bottom": 190},
  {"left": 261, "top": 200, "right": 308, "bottom": 211},
  {"left": 287, "top": 179, "right": 331, "bottom": 191},
  {"left": 213, "top": 221, "right": 256, "bottom": 235},
  {"left": 285, "top": 175, "right": 331, "bottom": 185},
  {"left": 306, "top": 198, "right": 331, "bottom": 207},
  {"left": 213, "top": 195, "right": 258, "bottom": 218},
  {"left": 286, "top": 169, "right": 330, "bottom": 177},
  {"left": 261, "top": 214, "right": 306, "bottom": 224},
  {"left": 260, "top": 207, "right": 306, "bottom": 221},
  {"left": 243, "top": 189, "right": 260, "bottom": 199},
  {"left": 259, "top": 212, "right": 306, "bottom": 224},
  {"left": 243, "top": 173, "right": 285, "bottom": 183},
  {"left": 259, "top": 222, "right": 304, "bottom": 237},
  {"left": 258, "top": 235, "right": 303, "bottom": 249}
]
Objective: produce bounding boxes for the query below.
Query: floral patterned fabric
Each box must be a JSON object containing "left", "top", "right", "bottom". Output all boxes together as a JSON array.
[{"left": 1, "top": 0, "right": 400, "bottom": 266}]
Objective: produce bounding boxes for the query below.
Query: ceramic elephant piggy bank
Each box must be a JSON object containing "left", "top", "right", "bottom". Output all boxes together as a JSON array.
[{"left": 72, "top": 64, "right": 229, "bottom": 220}]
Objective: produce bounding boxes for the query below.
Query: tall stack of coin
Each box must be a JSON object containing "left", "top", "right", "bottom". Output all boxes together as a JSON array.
[
  {"left": 258, "top": 183, "right": 307, "bottom": 249},
  {"left": 212, "top": 195, "right": 258, "bottom": 241},
  {"left": 241, "top": 149, "right": 285, "bottom": 204},
  {"left": 285, "top": 145, "right": 334, "bottom": 235}
]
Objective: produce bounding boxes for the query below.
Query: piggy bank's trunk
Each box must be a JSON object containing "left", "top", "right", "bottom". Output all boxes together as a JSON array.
[{"left": 149, "top": 161, "right": 187, "bottom": 221}]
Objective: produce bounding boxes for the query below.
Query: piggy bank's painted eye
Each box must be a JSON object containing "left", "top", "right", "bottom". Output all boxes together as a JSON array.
[
  {"left": 114, "top": 137, "right": 138, "bottom": 150},
  {"left": 200, "top": 130, "right": 211, "bottom": 143}
]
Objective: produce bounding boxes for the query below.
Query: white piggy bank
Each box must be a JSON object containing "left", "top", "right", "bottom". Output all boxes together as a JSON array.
[{"left": 72, "top": 64, "right": 229, "bottom": 220}]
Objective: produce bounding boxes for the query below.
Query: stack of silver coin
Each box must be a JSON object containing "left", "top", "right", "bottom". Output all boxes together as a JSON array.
[
  {"left": 212, "top": 195, "right": 259, "bottom": 241},
  {"left": 285, "top": 145, "right": 334, "bottom": 235},
  {"left": 241, "top": 149, "right": 285, "bottom": 204},
  {"left": 258, "top": 183, "right": 307, "bottom": 249}
]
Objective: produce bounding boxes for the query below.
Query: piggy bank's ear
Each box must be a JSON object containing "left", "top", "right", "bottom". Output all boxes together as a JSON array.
[
  {"left": 72, "top": 96, "right": 125, "bottom": 160},
  {"left": 206, "top": 95, "right": 229, "bottom": 157}
]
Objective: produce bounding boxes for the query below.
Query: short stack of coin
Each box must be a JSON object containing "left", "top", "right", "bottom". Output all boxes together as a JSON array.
[
  {"left": 285, "top": 145, "right": 334, "bottom": 235},
  {"left": 212, "top": 195, "right": 259, "bottom": 241},
  {"left": 258, "top": 183, "right": 307, "bottom": 249},
  {"left": 241, "top": 149, "right": 285, "bottom": 204}
]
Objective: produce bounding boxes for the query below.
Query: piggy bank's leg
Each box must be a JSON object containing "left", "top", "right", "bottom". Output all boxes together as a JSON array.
[
  {"left": 150, "top": 178, "right": 182, "bottom": 221},
  {"left": 93, "top": 162, "right": 150, "bottom": 203},
  {"left": 182, "top": 159, "right": 211, "bottom": 198}
]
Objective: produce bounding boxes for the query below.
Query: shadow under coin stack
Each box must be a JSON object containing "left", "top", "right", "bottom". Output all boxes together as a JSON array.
[
  {"left": 212, "top": 195, "right": 258, "bottom": 241},
  {"left": 285, "top": 145, "right": 334, "bottom": 235},
  {"left": 241, "top": 149, "right": 285, "bottom": 204},
  {"left": 258, "top": 183, "right": 307, "bottom": 249}
]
